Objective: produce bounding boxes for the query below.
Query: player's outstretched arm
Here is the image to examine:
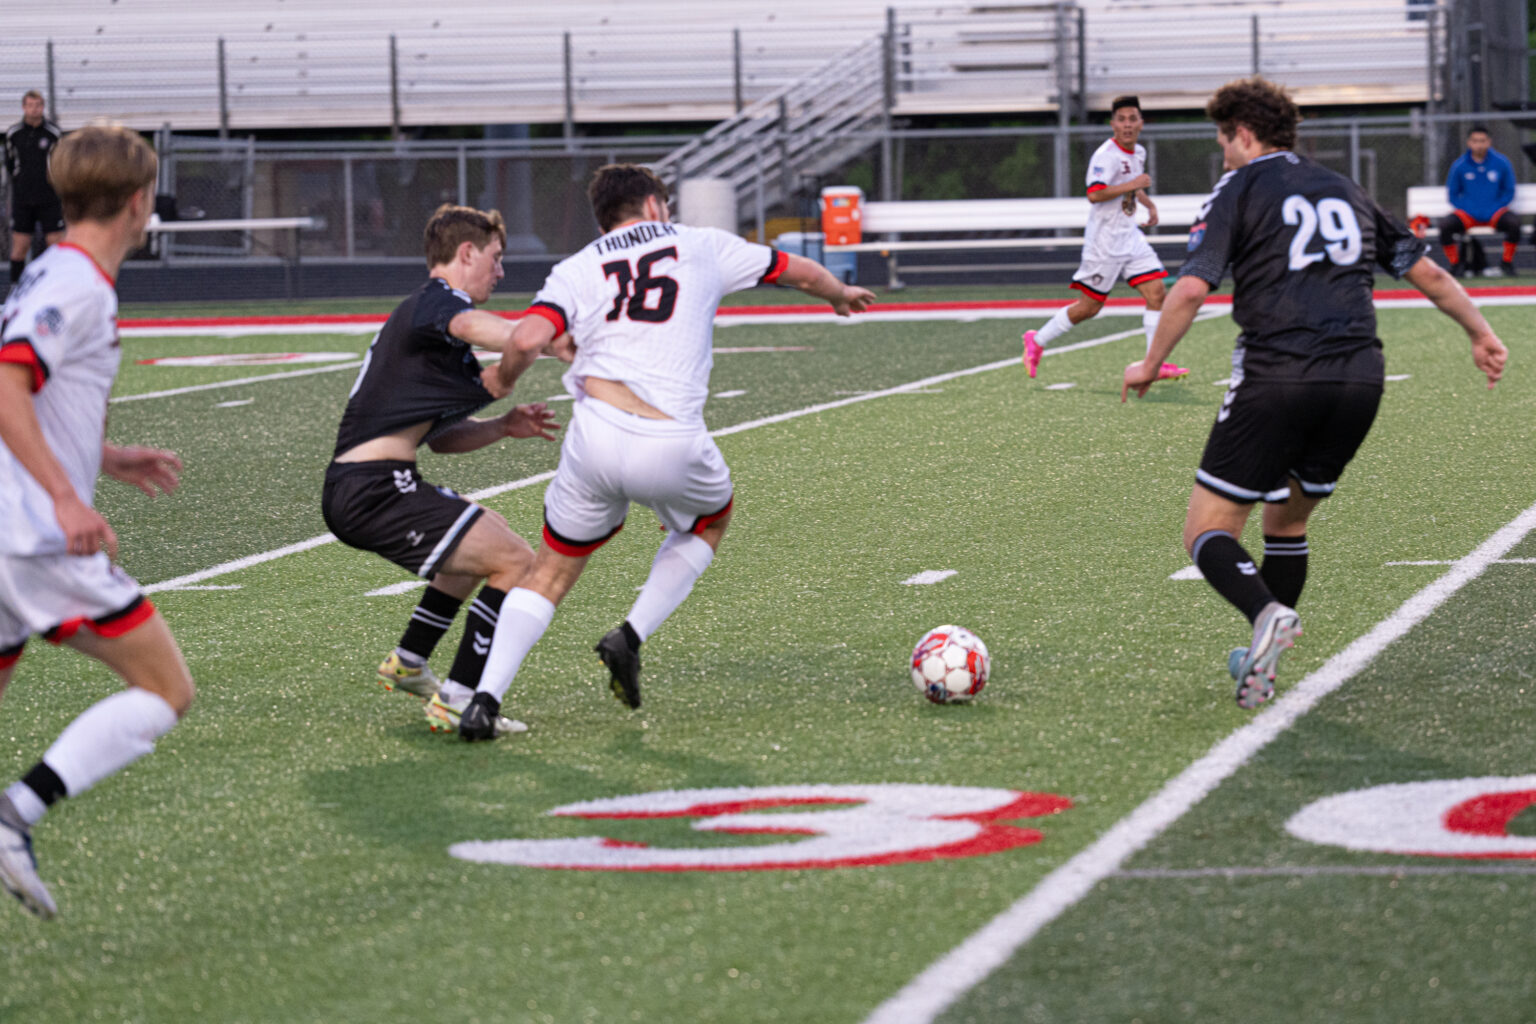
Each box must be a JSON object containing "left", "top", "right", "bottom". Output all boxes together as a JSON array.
[
  {"left": 447, "top": 309, "right": 516, "bottom": 353},
  {"left": 1404, "top": 256, "right": 1509, "bottom": 389},
  {"left": 102, "top": 444, "right": 182, "bottom": 497},
  {"left": 0, "top": 364, "right": 117, "bottom": 557},
  {"left": 1123, "top": 274, "right": 1208, "bottom": 401},
  {"left": 427, "top": 403, "right": 561, "bottom": 453},
  {"left": 493, "top": 313, "right": 560, "bottom": 395},
  {"left": 775, "top": 254, "right": 875, "bottom": 316}
]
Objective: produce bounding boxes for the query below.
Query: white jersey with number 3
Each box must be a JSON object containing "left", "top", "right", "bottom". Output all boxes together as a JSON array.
[
  {"left": 1084, "top": 137, "right": 1149, "bottom": 257},
  {"left": 0, "top": 243, "right": 121, "bottom": 556},
  {"left": 528, "top": 221, "right": 786, "bottom": 426}
]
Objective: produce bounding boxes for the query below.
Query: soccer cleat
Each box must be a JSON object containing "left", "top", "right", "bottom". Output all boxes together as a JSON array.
[
  {"left": 1232, "top": 603, "right": 1301, "bottom": 709},
  {"left": 596, "top": 628, "right": 642, "bottom": 709},
  {"left": 1502, "top": 261, "right": 1518, "bottom": 278},
  {"left": 1022, "top": 331, "right": 1043, "bottom": 379},
  {"left": 376, "top": 651, "right": 440, "bottom": 699},
  {"left": 1227, "top": 647, "right": 1248, "bottom": 681},
  {"left": 424, "top": 692, "right": 528, "bottom": 739},
  {"left": 1156, "top": 362, "right": 1190, "bottom": 381},
  {"left": 0, "top": 811, "right": 57, "bottom": 921}
]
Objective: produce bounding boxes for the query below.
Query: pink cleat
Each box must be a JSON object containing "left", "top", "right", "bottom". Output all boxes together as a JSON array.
[
  {"left": 1022, "top": 331, "right": 1043, "bottom": 378},
  {"left": 1157, "top": 362, "right": 1190, "bottom": 381}
]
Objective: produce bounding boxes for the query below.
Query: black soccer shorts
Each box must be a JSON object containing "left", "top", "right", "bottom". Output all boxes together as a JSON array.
[
  {"left": 322, "top": 460, "right": 484, "bottom": 577},
  {"left": 1196, "top": 379, "right": 1383, "bottom": 504},
  {"left": 11, "top": 198, "right": 64, "bottom": 236}
]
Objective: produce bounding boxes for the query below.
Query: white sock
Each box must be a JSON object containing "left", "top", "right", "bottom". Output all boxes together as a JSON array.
[
  {"left": 3, "top": 782, "right": 46, "bottom": 826},
  {"left": 1143, "top": 309, "right": 1162, "bottom": 357},
  {"left": 1035, "top": 307, "right": 1075, "bottom": 346},
  {"left": 627, "top": 532, "right": 715, "bottom": 641},
  {"left": 438, "top": 680, "right": 474, "bottom": 704},
  {"left": 39, "top": 688, "right": 178, "bottom": 803},
  {"left": 476, "top": 588, "right": 555, "bottom": 703}
]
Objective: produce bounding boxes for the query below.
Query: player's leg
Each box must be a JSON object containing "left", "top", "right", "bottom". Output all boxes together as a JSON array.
[
  {"left": 1, "top": 604, "right": 192, "bottom": 920},
  {"left": 0, "top": 646, "right": 53, "bottom": 919},
  {"left": 1439, "top": 212, "right": 1469, "bottom": 275},
  {"left": 378, "top": 572, "right": 473, "bottom": 697},
  {"left": 1023, "top": 252, "right": 1110, "bottom": 377},
  {"left": 1496, "top": 211, "right": 1521, "bottom": 276},
  {"left": 8, "top": 207, "right": 33, "bottom": 287},
  {"left": 1129, "top": 265, "right": 1186, "bottom": 379},
  {"left": 428, "top": 509, "right": 535, "bottom": 706}
]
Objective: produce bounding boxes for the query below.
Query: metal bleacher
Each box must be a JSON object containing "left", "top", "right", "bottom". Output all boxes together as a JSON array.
[{"left": 2, "top": 1, "right": 1445, "bottom": 131}]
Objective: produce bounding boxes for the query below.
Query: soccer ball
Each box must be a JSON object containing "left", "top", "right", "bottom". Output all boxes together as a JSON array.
[{"left": 910, "top": 626, "right": 990, "bottom": 704}]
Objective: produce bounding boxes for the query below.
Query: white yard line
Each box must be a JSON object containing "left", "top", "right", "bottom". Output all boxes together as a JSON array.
[
  {"left": 863, "top": 497, "right": 1536, "bottom": 1024},
  {"left": 1116, "top": 864, "right": 1536, "bottom": 879},
  {"left": 143, "top": 316, "right": 1184, "bottom": 595},
  {"left": 112, "top": 360, "right": 364, "bottom": 403}
]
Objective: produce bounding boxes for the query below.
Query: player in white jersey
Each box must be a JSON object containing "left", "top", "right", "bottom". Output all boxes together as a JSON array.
[
  {"left": 434, "top": 164, "right": 875, "bottom": 739},
  {"left": 0, "top": 126, "right": 194, "bottom": 919},
  {"left": 1022, "top": 95, "right": 1188, "bottom": 382}
]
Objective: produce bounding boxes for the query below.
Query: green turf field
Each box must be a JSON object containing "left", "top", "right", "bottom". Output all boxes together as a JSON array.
[{"left": 1, "top": 292, "right": 1532, "bottom": 1024}]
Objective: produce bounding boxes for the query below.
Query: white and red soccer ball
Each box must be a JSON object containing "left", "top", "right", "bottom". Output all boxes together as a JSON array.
[{"left": 910, "top": 626, "right": 990, "bottom": 704}]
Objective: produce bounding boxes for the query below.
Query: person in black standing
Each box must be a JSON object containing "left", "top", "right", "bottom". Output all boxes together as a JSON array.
[
  {"left": 1123, "top": 78, "right": 1508, "bottom": 709},
  {"left": 322, "top": 203, "right": 564, "bottom": 738},
  {"left": 5, "top": 91, "right": 64, "bottom": 290}
]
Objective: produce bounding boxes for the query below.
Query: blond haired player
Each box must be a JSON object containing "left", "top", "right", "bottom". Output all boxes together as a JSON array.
[
  {"left": 1023, "top": 95, "right": 1188, "bottom": 382},
  {"left": 0, "top": 125, "right": 193, "bottom": 919},
  {"left": 439, "top": 164, "right": 875, "bottom": 739}
]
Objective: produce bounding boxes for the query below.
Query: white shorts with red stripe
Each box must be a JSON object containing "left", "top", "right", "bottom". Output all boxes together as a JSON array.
[
  {"left": 0, "top": 551, "right": 152, "bottom": 661},
  {"left": 541, "top": 398, "right": 733, "bottom": 556},
  {"left": 1070, "top": 231, "right": 1166, "bottom": 301}
]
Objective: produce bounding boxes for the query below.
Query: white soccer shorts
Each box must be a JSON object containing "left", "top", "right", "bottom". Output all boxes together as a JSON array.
[
  {"left": 0, "top": 552, "right": 150, "bottom": 656},
  {"left": 541, "top": 398, "right": 733, "bottom": 556},
  {"left": 1070, "top": 232, "right": 1166, "bottom": 301}
]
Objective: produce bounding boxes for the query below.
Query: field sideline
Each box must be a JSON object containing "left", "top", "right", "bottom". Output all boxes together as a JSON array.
[{"left": 2, "top": 288, "right": 1533, "bottom": 1024}]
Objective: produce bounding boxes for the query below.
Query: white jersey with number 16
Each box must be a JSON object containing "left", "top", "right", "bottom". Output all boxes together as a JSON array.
[{"left": 527, "top": 221, "right": 786, "bottom": 426}]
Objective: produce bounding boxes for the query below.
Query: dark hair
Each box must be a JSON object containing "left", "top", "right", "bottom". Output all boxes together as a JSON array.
[
  {"left": 1205, "top": 77, "right": 1299, "bottom": 151},
  {"left": 1110, "top": 95, "right": 1141, "bottom": 115},
  {"left": 423, "top": 204, "right": 505, "bottom": 268},
  {"left": 1468, "top": 125, "right": 1491, "bottom": 138},
  {"left": 22, "top": 89, "right": 43, "bottom": 105},
  {"left": 587, "top": 163, "right": 670, "bottom": 232}
]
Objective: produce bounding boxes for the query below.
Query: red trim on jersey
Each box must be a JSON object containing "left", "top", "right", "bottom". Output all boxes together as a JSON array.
[
  {"left": 762, "top": 249, "right": 790, "bottom": 285},
  {"left": 0, "top": 341, "right": 47, "bottom": 392},
  {"left": 0, "top": 644, "right": 23, "bottom": 670},
  {"left": 1069, "top": 280, "right": 1109, "bottom": 302},
  {"left": 1085, "top": 183, "right": 1108, "bottom": 196},
  {"left": 1126, "top": 269, "right": 1169, "bottom": 287},
  {"left": 542, "top": 521, "right": 623, "bottom": 558},
  {"left": 689, "top": 496, "right": 734, "bottom": 535},
  {"left": 55, "top": 241, "right": 116, "bottom": 288},
  {"left": 527, "top": 302, "right": 567, "bottom": 335},
  {"left": 45, "top": 597, "right": 155, "bottom": 645},
  {"left": 1113, "top": 140, "right": 1136, "bottom": 155}
]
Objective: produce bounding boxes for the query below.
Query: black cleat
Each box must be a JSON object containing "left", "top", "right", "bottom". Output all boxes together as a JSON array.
[
  {"left": 596, "top": 627, "right": 642, "bottom": 709},
  {"left": 1503, "top": 261, "right": 1518, "bottom": 278},
  {"left": 458, "top": 692, "right": 503, "bottom": 741}
]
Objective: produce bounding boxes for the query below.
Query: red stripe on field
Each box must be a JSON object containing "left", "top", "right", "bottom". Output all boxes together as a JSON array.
[{"left": 116, "top": 286, "right": 1536, "bottom": 329}]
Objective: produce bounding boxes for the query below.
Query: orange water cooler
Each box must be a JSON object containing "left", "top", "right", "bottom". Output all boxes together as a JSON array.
[{"left": 819, "top": 186, "right": 864, "bottom": 245}]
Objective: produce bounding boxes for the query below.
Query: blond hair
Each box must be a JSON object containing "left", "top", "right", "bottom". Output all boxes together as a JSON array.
[
  {"left": 48, "top": 124, "right": 157, "bottom": 223},
  {"left": 423, "top": 204, "right": 506, "bottom": 268}
]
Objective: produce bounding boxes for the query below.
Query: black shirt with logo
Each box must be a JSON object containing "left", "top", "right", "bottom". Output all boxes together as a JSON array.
[{"left": 4, "top": 119, "right": 62, "bottom": 204}]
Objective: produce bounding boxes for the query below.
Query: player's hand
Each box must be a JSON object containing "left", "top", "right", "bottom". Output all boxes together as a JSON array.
[
  {"left": 55, "top": 493, "right": 117, "bottom": 559},
  {"left": 1128, "top": 173, "right": 1151, "bottom": 192},
  {"left": 480, "top": 362, "right": 512, "bottom": 399},
  {"left": 1121, "top": 360, "right": 1158, "bottom": 402},
  {"left": 1142, "top": 202, "right": 1159, "bottom": 228},
  {"left": 502, "top": 402, "right": 561, "bottom": 441},
  {"left": 1471, "top": 331, "right": 1508, "bottom": 388},
  {"left": 831, "top": 285, "right": 876, "bottom": 317},
  {"left": 102, "top": 444, "right": 182, "bottom": 497},
  {"left": 543, "top": 331, "right": 578, "bottom": 364}
]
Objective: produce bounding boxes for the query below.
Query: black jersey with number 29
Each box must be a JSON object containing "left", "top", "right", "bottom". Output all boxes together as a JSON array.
[{"left": 1181, "top": 151, "right": 1428, "bottom": 382}]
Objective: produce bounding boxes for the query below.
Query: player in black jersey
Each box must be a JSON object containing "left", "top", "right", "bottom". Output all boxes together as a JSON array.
[
  {"left": 1123, "top": 78, "right": 1508, "bottom": 708},
  {"left": 4, "top": 91, "right": 64, "bottom": 291},
  {"left": 322, "top": 204, "right": 563, "bottom": 737}
]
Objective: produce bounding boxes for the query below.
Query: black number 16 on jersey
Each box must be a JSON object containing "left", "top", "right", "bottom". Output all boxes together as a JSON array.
[{"left": 602, "top": 247, "right": 679, "bottom": 323}]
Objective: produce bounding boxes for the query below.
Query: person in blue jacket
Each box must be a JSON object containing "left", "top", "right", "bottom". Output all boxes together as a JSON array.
[{"left": 1439, "top": 125, "right": 1521, "bottom": 277}]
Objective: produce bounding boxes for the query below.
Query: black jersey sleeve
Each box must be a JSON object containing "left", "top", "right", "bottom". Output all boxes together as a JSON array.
[
  {"left": 1372, "top": 202, "right": 1430, "bottom": 278},
  {"left": 412, "top": 282, "right": 474, "bottom": 346},
  {"left": 1180, "top": 172, "right": 1242, "bottom": 288}
]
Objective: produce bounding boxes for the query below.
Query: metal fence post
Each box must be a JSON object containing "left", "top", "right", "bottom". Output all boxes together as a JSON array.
[
  {"left": 46, "top": 41, "right": 57, "bottom": 121},
  {"left": 457, "top": 145, "right": 468, "bottom": 205},
  {"left": 733, "top": 28, "right": 744, "bottom": 114},
  {"left": 563, "top": 32, "right": 575, "bottom": 145},
  {"left": 1053, "top": 4, "right": 1071, "bottom": 197},
  {"left": 881, "top": 8, "right": 896, "bottom": 205},
  {"left": 754, "top": 138, "right": 766, "bottom": 243},
  {"left": 1251, "top": 15, "right": 1260, "bottom": 76},
  {"left": 389, "top": 34, "right": 402, "bottom": 139},
  {"left": 1349, "top": 119, "right": 1361, "bottom": 184},
  {"left": 343, "top": 155, "right": 355, "bottom": 260},
  {"left": 217, "top": 38, "right": 230, "bottom": 139}
]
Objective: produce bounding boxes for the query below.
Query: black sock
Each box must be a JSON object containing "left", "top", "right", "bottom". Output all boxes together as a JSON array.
[
  {"left": 620, "top": 620, "right": 641, "bottom": 652},
  {"left": 397, "top": 586, "right": 463, "bottom": 662},
  {"left": 1192, "top": 530, "right": 1275, "bottom": 624},
  {"left": 8, "top": 260, "right": 22, "bottom": 285},
  {"left": 446, "top": 586, "right": 506, "bottom": 687},
  {"left": 21, "top": 762, "right": 67, "bottom": 806},
  {"left": 1260, "top": 533, "right": 1308, "bottom": 608}
]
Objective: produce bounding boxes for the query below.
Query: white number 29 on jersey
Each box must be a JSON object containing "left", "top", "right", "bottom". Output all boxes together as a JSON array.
[{"left": 1282, "top": 194, "right": 1362, "bottom": 270}]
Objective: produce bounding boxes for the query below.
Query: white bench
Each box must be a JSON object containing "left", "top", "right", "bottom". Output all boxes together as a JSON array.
[
  {"left": 1405, "top": 184, "right": 1536, "bottom": 234},
  {"left": 825, "top": 194, "right": 1210, "bottom": 254},
  {"left": 144, "top": 215, "right": 321, "bottom": 298}
]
